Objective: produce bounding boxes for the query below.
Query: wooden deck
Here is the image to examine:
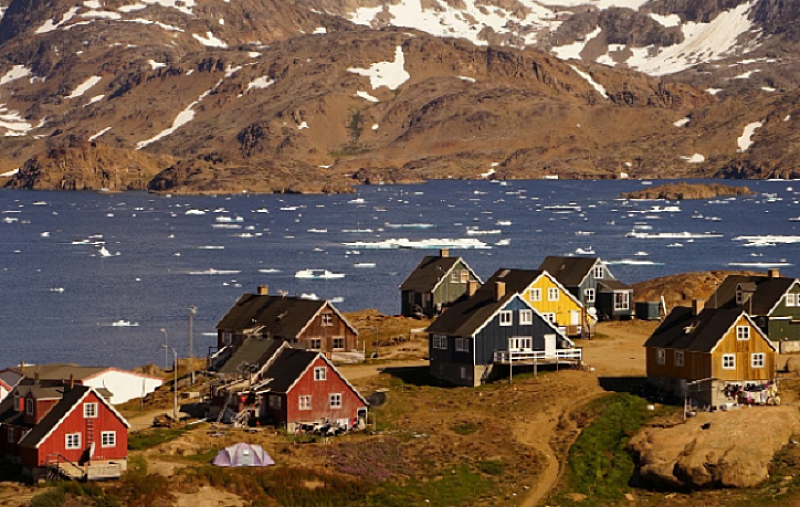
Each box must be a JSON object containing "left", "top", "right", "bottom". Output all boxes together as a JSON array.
[{"left": 493, "top": 348, "right": 582, "bottom": 366}]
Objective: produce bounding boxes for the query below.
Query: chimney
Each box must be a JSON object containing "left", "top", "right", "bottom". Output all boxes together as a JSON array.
[
  {"left": 19, "top": 361, "right": 24, "bottom": 374},
  {"left": 468, "top": 280, "right": 479, "bottom": 296},
  {"left": 69, "top": 374, "right": 74, "bottom": 391},
  {"left": 768, "top": 269, "right": 780, "bottom": 279},
  {"left": 692, "top": 299, "right": 705, "bottom": 316},
  {"left": 440, "top": 249, "right": 449, "bottom": 258},
  {"left": 34, "top": 370, "right": 39, "bottom": 384},
  {"left": 495, "top": 281, "right": 506, "bottom": 302},
  {"left": 257, "top": 285, "right": 269, "bottom": 296}
]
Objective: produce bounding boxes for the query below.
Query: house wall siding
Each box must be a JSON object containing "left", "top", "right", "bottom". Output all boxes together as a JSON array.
[
  {"left": 769, "top": 284, "right": 800, "bottom": 342},
  {"left": 711, "top": 315, "right": 776, "bottom": 382},
  {"left": 523, "top": 276, "right": 584, "bottom": 330},
  {"left": 474, "top": 299, "right": 560, "bottom": 365},
  {"left": 646, "top": 348, "right": 712, "bottom": 382},
  {"left": 284, "top": 357, "right": 366, "bottom": 425},
  {"left": 296, "top": 305, "right": 358, "bottom": 353},
  {"left": 432, "top": 261, "right": 478, "bottom": 310},
  {"left": 24, "top": 392, "right": 128, "bottom": 467}
]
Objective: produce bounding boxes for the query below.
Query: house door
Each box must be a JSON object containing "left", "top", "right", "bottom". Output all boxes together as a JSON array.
[
  {"left": 544, "top": 334, "right": 556, "bottom": 357},
  {"left": 569, "top": 310, "right": 580, "bottom": 326}
]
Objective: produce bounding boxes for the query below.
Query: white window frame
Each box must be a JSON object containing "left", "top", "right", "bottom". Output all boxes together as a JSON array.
[
  {"left": 519, "top": 310, "right": 533, "bottom": 325},
  {"left": 65, "top": 433, "right": 81, "bottom": 450},
  {"left": 101, "top": 431, "right": 116, "bottom": 448},
  {"left": 656, "top": 348, "right": 666, "bottom": 365},
  {"left": 321, "top": 313, "right": 333, "bottom": 327},
  {"left": 298, "top": 395, "right": 312, "bottom": 410},
  {"left": 25, "top": 399, "right": 33, "bottom": 416},
  {"left": 584, "top": 288, "right": 595, "bottom": 304},
  {"left": 450, "top": 271, "right": 459, "bottom": 283},
  {"left": 432, "top": 335, "right": 447, "bottom": 350},
  {"left": 787, "top": 293, "right": 797, "bottom": 307},
  {"left": 736, "top": 290, "right": 744, "bottom": 305},
  {"left": 332, "top": 337, "right": 344, "bottom": 350},
  {"left": 614, "top": 292, "right": 630, "bottom": 311},
  {"left": 542, "top": 313, "right": 556, "bottom": 324},
  {"left": 736, "top": 326, "right": 750, "bottom": 341},
  {"left": 722, "top": 354, "right": 736, "bottom": 370},
  {"left": 509, "top": 337, "right": 532, "bottom": 351},
  {"left": 674, "top": 350, "right": 684, "bottom": 367},
  {"left": 329, "top": 393, "right": 342, "bottom": 409},
  {"left": 221, "top": 332, "right": 232, "bottom": 345},
  {"left": 83, "top": 403, "right": 98, "bottom": 419},
  {"left": 269, "top": 394, "right": 282, "bottom": 409},
  {"left": 455, "top": 338, "right": 470, "bottom": 352},
  {"left": 460, "top": 270, "right": 469, "bottom": 283},
  {"left": 547, "top": 288, "right": 559, "bottom": 301},
  {"left": 499, "top": 310, "right": 513, "bottom": 327},
  {"left": 314, "top": 367, "right": 327, "bottom": 381},
  {"left": 594, "top": 265, "right": 604, "bottom": 279},
  {"left": 530, "top": 288, "right": 542, "bottom": 302},
  {"left": 751, "top": 353, "right": 765, "bottom": 369},
  {"left": 309, "top": 338, "right": 322, "bottom": 350}
]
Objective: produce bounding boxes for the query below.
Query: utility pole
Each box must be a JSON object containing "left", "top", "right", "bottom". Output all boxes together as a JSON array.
[{"left": 189, "top": 306, "right": 197, "bottom": 385}]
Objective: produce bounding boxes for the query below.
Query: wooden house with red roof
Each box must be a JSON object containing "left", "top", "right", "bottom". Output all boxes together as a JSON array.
[{"left": 0, "top": 379, "right": 130, "bottom": 480}]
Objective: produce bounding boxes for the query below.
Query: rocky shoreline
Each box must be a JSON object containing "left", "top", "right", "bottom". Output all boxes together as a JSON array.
[{"left": 621, "top": 182, "right": 755, "bottom": 201}]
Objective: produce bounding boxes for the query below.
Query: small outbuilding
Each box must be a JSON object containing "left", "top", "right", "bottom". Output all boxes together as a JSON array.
[{"left": 212, "top": 443, "right": 274, "bottom": 467}]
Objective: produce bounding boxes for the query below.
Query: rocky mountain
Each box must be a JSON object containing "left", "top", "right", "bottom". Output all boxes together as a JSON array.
[{"left": 0, "top": 0, "right": 797, "bottom": 192}]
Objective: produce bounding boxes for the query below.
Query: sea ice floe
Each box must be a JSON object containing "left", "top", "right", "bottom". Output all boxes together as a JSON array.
[
  {"left": 295, "top": 269, "right": 345, "bottom": 280},
  {"left": 343, "top": 238, "right": 490, "bottom": 249},
  {"left": 626, "top": 231, "right": 723, "bottom": 239}
]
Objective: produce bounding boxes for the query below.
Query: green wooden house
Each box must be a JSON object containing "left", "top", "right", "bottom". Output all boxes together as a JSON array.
[
  {"left": 708, "top": 270, "right": 800, "bottom": 352},
  {"left": 399, "top": 250, "right": 481, "bottom": 318}
]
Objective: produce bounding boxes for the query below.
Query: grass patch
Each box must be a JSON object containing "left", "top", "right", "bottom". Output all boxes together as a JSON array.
[
  {"left": 31, "top": 489, "right": 65, "bottom": 507},
  {"left": 128, "top": 427, "right": 188, "bottom": 450},
  {"left": 554, "top": 393, "right": 652, "bottom": 507},
  {"left": 452, "top": 422, "right": 478, "bottom": 435},
  {"left": 476, "top": 459, "right": 506, "bottom": 476},
  {"left": 370, "top": 465, "right": 495, "bottom": 507}
]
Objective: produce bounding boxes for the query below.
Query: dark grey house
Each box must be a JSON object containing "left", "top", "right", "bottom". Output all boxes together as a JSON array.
[
  {"left": 539, "top": 256, "right": 633, "bottom": 320},
  {"left": 708, "top": 270, "right": 800, "bottom": 353},
  {"left": 399, "top": 250, "right": 481, "bottom": 317},
  {"left": 427, "top": 281, "right": 581, "bottom": 386}
]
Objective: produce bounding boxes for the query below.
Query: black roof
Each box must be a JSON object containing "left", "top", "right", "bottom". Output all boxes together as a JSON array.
[
  {"left": 218, "top": 337, "right": 283, "bottom": 375},
  {"left": 0, "top": 392, "right": 26, "bottom": 428},
  {"left": 399, "top": 256, "right": 468, "bottom": 293},
  {"left": 260, "top": 349, "right": 319, "bottom": 393},
  {"left": 710, "top": 275, "right": 796, "bottom": 315},
  {"left": 427, "top": 277, "right": 522, "bottom": 336},
  {"left": 598, "top": 279, "right": 632, "bottom": 291},
  {"left": 19, "top": 385, "right": 92, "bottom": 448},
  {"left": 538, "top": 256, "right": 601, "bottom": 287},
  {"left": 216, "top": 295, "right": 329, "bottom": 336},
  {"left": 643, "top": 307, "right": 758, "bottom": 352}
]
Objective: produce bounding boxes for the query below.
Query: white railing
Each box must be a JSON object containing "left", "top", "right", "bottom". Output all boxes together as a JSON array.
[{"left": 494, "top": 348, "right": 582, "bottom": 363}]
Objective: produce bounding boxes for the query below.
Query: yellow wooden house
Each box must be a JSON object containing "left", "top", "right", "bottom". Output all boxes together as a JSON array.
[{"left": 481, "top": 268, "right": 596, "bottom": 337}]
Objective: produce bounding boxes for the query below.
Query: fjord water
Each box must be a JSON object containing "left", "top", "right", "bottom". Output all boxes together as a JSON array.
[{"left": 1, "top": 179, "right": 798, "bottom": 369}]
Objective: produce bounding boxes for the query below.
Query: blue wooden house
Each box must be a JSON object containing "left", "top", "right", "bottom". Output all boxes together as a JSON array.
[{"left": 427, "top": 281, "right": 582, "bottom": 386}]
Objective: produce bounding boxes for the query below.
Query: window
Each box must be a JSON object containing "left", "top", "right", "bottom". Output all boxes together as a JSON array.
[
  {"left": 321, "top": 313, "right": 333, "bottom": 326},
  {"left": 13, "top": 394, "right": 19, "bottom": 412},
  {"left": 499, "top": 310, "right": 512, "bottom": 326},
  {"left": 751, "top": 353, "right": 765, "bottom": 368},
  {"left": 101, "top": 431, "right": 116, "bottom": 448},
  {"left": 83, "top": 403, "right": 97, "bottom": 419},
  {"left": 722, "top": 354, "right": 736, "bottom": 370},
  {"left": 594, "top": 265, "right": 604, "bottom": 279},
  {"left": 787, "top": 293, "right": 797, "bottom": 307},
  {"left": 656, "top": 349, "right": 666, "bottom": 365},
  {"left": 221, "top": 332, "right": 232, "bottom": 345},
  {"left": 530, "top": 288, "right": 542, "bottom": 302},
  {"left": 333, "top": 337, "right": 344, "bottom": 350},
  {"left": 450, "top": 271, "right": 459, "bottom": 283},
  {"left": 455, "top": 338, "right": 470, "bottom": 352},
  {"left": 25, "top": 399, "right": 33, "bottom": 415},
  {"left": 614, "top": 292, "right": 630, "bottom": 311},
  {"left": 519, "top": 310, "right": 533, "bottom": 325},
  {"left": 736, "top": 326, "right": 750, "bottom": 341},
  {"left": 584, "top": 288, "right": 595, "bottom": 304},
  {"left": 7, "top": 428, "right": 13, "bottom": 444},
  {"left": 432, "top": 335, "right": 447, "bottom": 349},
  {"left": 542, "top": 313, "right": 556, "bottom": 324},
  {"left": 548, "top": 288, "right": 560, "bottom": 301},
  {"left": 299, "top": 395, "right": 312, "bottom": 410},
  {"left": 329, "top": 393, "right": 342, "bottom": 409},
  {"left": 314, "top": 367, "right": 327, "bottom": 381},
  {"left": 460, "top": 366, "right": 467, "bottom": 380},
  {"left": 460, "top": 270, "right": 469, "bottom": 283},
  {"left": 736, "top": 290, "right": 743, "bottom": 306},
  {"left": 509, "top": 337, "right": 532, "bottom": 351},
  {"left": 674, "top": 351, "right": 684, "bottom": 367},
  {"left": 65, "top": 433, "right": 81, "bottom": 450},
  {"left": 309, "top": 338, "right": 322, "bottom": 350},
  {"left": 269, "top": 394, "right": 282, "bottom": 409}
]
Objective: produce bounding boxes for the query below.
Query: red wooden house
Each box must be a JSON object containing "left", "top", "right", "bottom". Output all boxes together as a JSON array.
[
  {"left": 259, "top": 348, "right": 369, "bottom": 431},
  {"left": 0, "top": 380, "right": 130, "bottom": 480}
]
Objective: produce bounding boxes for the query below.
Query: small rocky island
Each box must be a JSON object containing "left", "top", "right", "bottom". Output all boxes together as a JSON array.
[{"left": 622, "top": 182, "right": 755, "bottom": 200}]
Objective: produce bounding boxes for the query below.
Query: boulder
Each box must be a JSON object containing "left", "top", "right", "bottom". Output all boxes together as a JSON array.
[{"left": 629, "top": 406, "right": 800, "bottom": 489}]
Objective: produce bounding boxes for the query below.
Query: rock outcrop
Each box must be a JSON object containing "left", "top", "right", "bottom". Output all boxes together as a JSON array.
[
  {"left": 629, "top": 406, "right": 800, "bottom": 489},
  {"left": 621, "top": 182, "right": 755, "bottom": 200}
]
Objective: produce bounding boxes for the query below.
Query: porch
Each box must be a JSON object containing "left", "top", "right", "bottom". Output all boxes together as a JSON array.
[{"left": 493, "top": 348, "right": 582, "bottom": 366}]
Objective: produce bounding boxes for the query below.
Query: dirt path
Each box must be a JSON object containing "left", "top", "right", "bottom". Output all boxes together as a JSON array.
[
  {"left": 516, "top": 387, "right": 607, "bottom": 507},
  {"left": 338, "top": 359, "right": 428, "bottom": 382}
]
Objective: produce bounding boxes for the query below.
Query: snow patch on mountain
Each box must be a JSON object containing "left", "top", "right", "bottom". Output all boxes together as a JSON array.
[
  {"left": 737, "top": 121, "right": 763, "bottom": 152},
  {"left": 569, "top": 65, "right": 608, "bottom": 99},
  {"left": 553, "top": 27, "right": 602, "bottom": 60},
  {"left": 649, "top": 13, "right": 681, "bottom": 28},
  {"left": 193, "top": 32, "right": 228, "bottom": 48},
  {"left": 247, "top": 76, "right": 274, "bottom": 91},
  {"left": 36, "top": 6, "right": 80, "bottom": 34},
  {"left": 0, "top": 104, "right": 33, "bottom": 137},
  {"left": 66, "top": 76, "right": 102, "bottom": 99},
  {"left": 0, "top": 66, "right": 32, "bottom": 86},
  {"left": 348, "top": 46, "right": 410, "bottom": 91}
]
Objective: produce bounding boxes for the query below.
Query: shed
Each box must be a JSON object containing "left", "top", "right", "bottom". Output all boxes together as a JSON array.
[{"left": 635, "top": 302, "right": 661, "bottom": 321}]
